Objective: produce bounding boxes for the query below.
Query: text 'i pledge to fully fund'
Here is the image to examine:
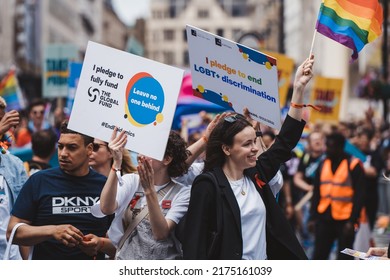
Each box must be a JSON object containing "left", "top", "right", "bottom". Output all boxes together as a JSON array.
[
  {"left": 89, "top": 65, "right": 124, "bottom": 108},
  {"left": 91, "top": 65, "right": 124, "bottom": 87}
]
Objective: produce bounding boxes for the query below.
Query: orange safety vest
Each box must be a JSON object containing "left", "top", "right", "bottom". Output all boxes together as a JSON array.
[{"left": 317, "top": 157, "right": 360, "bottom": 220}]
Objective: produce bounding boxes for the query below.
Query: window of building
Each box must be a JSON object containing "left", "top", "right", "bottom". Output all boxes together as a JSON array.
[
  {"left": 183, "top": 29, "right": 187, "bottom": 42},
  {"left": 153, "top": 31, "right": 160, "bottom": 43},
  {"left": 152, "top": 10, "right": 164, "bottom": 19},
  {"left": 217, "top": 28, "right": 224, "bottom": 37},
  {"left": 198, "top": 9, "right": 209, "bottom": 18},
  {"left": 163, "top": 51, "right": 175, "bottom": 65},
  {"left": 232, "top": 1, "right": 248, "bottom": 17},
  {"left": 232, "top": 29, "right": 242, "bottom": 41},
  {"left": 152, "top": 51, "right": 159, "bottom": 61},
  {"left": 183, "top": 51, "right": 189, "bottom": 66},
  {"left": 163, "top": 29, "right": 175, "bottom": 41}
]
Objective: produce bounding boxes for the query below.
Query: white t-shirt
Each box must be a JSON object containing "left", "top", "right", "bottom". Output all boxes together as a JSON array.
[
  {"left": 229, "top": 176, "right": 267, "bottom": 260},
  {"left": 174, "top": 161, "right": 283, "bottom": 194},
  {"left": 92, "top": 173, "right": 190, "bottom": 247}
]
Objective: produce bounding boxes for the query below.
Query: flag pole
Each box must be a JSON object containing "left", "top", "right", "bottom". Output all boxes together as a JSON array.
[
  {"left": 309, "top": 1, "right": 324, "bottom": 58},
  {"left": 309, "top": 28, "right": 317, "bottom": 58}
]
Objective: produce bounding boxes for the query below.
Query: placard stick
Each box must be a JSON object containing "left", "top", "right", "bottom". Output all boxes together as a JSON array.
[{"left": 294, "top": 190, "right": 313, "bottom": 211}]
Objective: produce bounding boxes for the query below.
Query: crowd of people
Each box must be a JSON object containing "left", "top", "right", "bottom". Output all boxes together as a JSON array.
[{"left": 0, "top": 54, "right": 389, "bottom": 260}]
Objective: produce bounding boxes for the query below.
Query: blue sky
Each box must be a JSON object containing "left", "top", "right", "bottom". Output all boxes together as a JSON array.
[{"left": 112, "top": 0, "right": 150, "bottom": 26}]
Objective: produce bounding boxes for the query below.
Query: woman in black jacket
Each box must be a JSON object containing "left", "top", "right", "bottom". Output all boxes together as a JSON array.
[{"left": 182, "top": 56, "right": 315, "bottom": 260}]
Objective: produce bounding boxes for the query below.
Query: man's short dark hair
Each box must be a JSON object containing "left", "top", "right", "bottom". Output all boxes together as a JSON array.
[
  {"left": 60, "top": 120, "right": 94, "bottom": 146},
  {"left": 32, "top": 129, "right": 57, "bottom": 158},
  {"left": 28, "top": 98, "right": 47, "bottom": 114},
  {"left": 326, "top": 131, "right": 346, "bottom": 148},
  {"left": 262, "top": 130, "right": 276, "bottom": 140}
]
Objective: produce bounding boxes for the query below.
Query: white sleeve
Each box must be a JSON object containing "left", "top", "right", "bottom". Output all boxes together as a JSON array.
[
  {"left": 165, "top": 185, "right": 191, "bottom": 224},
  {"left": 268, "top": 170, "right": 283, "bottom": 197},
  {"left": 91, "top": 174, "right": 139, "bottom": 218},
  {"left": 115, "top": 174, "right": 140, "bottom": 215},
  {"left": 173, "top": 162, "right": 204, "bottom": 186}
]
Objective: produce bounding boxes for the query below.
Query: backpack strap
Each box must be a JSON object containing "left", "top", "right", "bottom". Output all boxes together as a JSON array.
[{"left": 23, "top": 161, "right": 30, "bottom": 177}]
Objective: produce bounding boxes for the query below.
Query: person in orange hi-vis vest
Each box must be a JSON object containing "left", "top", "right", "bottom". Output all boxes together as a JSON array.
[{"left": 309, "top": 132, "right": 366, "bottom": 260}]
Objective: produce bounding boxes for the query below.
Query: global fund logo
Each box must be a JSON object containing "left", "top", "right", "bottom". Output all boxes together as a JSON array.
[{"left": 87, "top": 86, "right": 119, "bottom": 108}]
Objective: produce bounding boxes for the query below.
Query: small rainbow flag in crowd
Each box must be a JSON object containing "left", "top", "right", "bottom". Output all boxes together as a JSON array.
[
  {"left": 0, "top": 69, "right": 26, "bottom": 111},
  {"left": 316, "top": 0, "right": 383, "bottom": 61}
]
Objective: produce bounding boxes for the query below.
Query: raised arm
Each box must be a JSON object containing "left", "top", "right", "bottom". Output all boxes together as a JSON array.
[
  {"left": 137, "top": 156, "right": 174, "bottom": 240},
  {"left": 0, "top": 110, "right": 19, "bottom": 136},
  {"left": 99, "top": 127, "right": 127, "bottom": 215},
  {"left": 185, "top": 112, "right": 226, "bottom": 165},
  {"left": 288, "top": 55, "right": 315, "bottom": 121}
]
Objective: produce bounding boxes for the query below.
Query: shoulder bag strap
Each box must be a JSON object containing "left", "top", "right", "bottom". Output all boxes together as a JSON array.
[
  {"left": 3, "top": 222, "right": 26, "bottom": 260},
  {"left": 117, "top": 181, "right": 175, "bottom": 250}
]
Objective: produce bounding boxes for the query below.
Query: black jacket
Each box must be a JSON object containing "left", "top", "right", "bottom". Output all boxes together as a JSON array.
[{"left": 182, "top": 115, "right": 308, "bottom": 260}]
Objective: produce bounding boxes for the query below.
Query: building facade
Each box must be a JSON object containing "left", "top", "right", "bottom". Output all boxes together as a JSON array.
[
  {"left": 0, "top": 0, "right": 128, "bottom": 102},
  {"left": 0, "top": 0, "right": 128, "bottom": 76},
  {"left": 0, "top": 0, "right": 16, "bottom": 75},
  {"left": 145, "top": 0, "right": 282, "bottom": 67}
]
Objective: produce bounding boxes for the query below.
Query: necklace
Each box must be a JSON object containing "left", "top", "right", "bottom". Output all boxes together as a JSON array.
[
  {"left": 226, "top": 173, "right": 247, "bottom": 196},
  {"left": 240, "top": 178, "right": 247, "bottom": 196}
]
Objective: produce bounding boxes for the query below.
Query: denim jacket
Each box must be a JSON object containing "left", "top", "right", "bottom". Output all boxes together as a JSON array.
[
  {"left": 0, "top": 153, "right": 27, "bottom": 203},
  {"left": 0, "top": 152, "right": 27, "bottom": 259}
]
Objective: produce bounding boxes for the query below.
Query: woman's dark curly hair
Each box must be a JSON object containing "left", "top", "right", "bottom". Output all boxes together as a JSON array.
[
  {"left": 204, "top": 114, "right": 252, "bottom": 172},
  {"left": 165, "top": 130, "right": 190, "bottom": 178}
]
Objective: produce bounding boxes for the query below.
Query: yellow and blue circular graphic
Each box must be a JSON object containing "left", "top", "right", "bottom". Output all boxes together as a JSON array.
[{"left": 125, "top": 72, "right": 165, "bottom": 127}]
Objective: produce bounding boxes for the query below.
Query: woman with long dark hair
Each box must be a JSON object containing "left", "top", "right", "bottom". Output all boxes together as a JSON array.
[{"left": 182, "top": 56, "right": 315, "bottom": 260}]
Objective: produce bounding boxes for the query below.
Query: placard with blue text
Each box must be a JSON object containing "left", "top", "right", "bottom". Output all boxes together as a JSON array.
[
  {"left": 68, "top": 41, "right": 184, "bottom": 160},
  {"left": 186, "top": 25, "right": 281, "bottom": 129}
]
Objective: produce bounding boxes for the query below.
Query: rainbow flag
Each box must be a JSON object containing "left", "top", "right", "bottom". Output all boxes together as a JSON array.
[
  {"left": 0, "top": 69, "right": 26, "bottom": 111},
  {"left": 316, "top": 0, "right": 383, "bottom": 61}
]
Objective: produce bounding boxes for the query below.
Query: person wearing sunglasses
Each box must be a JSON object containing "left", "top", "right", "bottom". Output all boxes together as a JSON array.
[
  {"left": 89, "top": 138, "right": 137, "bottom": 177},
  {"left": 181, "top": 56, "right": 315, "bottom": 260},
  {"left": 15, "top": 98, "right": 54, "bottom": 148}
]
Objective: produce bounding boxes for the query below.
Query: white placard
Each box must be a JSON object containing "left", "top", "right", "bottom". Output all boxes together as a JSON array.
[
  {"left": 186, "top": 25, "right": 281, "bottom": 129},
  {"left": 68, "top": 41, "right": 184, "bottom": 160}
]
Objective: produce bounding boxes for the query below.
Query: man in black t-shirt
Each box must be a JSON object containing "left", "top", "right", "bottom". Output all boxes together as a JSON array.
[{"left": 7, "top": 120, "right": 112, "bottom": 260}]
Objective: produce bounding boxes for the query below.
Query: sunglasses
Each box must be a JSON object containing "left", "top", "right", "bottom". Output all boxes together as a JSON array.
[
  {"left": 224, "top": 114, "right": 245, "bottom": 123},
  {"left": 32, "top": 110, "right": 44, "bottom": 115},
  {"left": 224, "top": 114, "right": 263, "bottom": 137},
  {"left": 92, "top": 143, "right": 107, "bottom": 152}
]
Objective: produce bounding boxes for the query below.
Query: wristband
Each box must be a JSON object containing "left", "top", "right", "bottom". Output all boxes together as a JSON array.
[
  {"left": 291, "top": 102, "right": 321, "bottom": 111},
  {"left": 202, "top": 135, "right": 208, "bottom": 143},
  {"left": 111, "top": 166, "right": 124, "bottom": 186},
  {"left": 99, "top": 238, "right": 105, "bottom": 251},
  {"left": 111, "top": 166, "right": 121, "bottom": 172}
]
